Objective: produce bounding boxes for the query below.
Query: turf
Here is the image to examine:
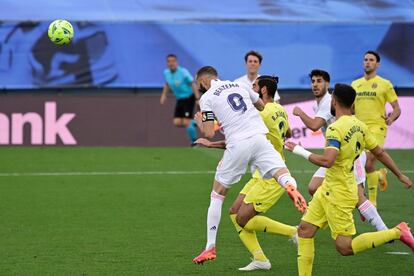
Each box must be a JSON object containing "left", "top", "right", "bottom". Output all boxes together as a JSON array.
[{"left": 0, "top": 147, "right": 413, "bottom": 275}]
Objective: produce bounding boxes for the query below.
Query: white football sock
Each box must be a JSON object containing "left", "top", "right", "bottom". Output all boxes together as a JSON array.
[
  {"left": 358, "top": 200, "right": 388, "bottom": 231},
  {"left": 205, "top": 191, "right": 225, "bottom": 250}
]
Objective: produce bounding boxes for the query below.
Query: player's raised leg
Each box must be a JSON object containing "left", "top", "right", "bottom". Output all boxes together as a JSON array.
[
  {"left": 356, "top": 184, "right": 387, "bottom": 231},
  {"left": 350, "top": 222, "right": 414, "bottom": 254}
]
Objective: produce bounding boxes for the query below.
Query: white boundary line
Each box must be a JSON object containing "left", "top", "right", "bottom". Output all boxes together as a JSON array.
[
  {"left": 385, "top": 251, "right": 410, "bottom": 255},
  {"left": 0, "top": 170, "right": 413, "bottom": 177},
  {"left": 0, "top": 171, "right": 216, "bottom": 177}
]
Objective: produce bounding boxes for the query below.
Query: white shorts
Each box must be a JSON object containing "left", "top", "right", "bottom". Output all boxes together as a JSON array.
[
  {"left": 215, "top": 134, "right": 286, "bottom": 188},
  {"left": 312, "top": 151, "right": 367, "bottom": 186}
]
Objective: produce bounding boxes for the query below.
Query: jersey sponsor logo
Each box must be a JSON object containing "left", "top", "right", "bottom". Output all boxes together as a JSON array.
[
  {"left": 0, "top": 101, "right": 76, "bottom": 145},
  {"left": 356, "top": 91, "right": 377, "bottom": 97}
]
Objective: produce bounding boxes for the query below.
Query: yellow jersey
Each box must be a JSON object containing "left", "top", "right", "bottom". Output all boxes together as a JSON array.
[
  {"left": 252, "top": 102, "right": 289, "bottom": 179},
  {"left": 321, "top": 115, "right": 377, "bottom": 206},
  {"left": 260, "top": 102, "right": 290, "bottom": 160},
  {"left": 351, "top": 75, "right": 397, "bottom": 127}
]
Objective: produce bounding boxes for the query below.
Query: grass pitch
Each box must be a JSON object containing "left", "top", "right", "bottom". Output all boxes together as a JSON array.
[{"left": 0, "top": 147, "right": 413, "bottom": 275}]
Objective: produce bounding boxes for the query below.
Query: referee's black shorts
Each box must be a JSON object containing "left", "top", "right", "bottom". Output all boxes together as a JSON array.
[{"left": 174, "top": 94, "right": 195, "bottom": 119}]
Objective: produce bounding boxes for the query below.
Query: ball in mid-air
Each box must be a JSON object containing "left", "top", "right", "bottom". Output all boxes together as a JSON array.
[{"left": 48, "top": 20, "right": 74, "bottom": 45}]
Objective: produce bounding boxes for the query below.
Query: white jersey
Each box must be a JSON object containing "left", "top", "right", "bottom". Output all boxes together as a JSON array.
[
  {"left": 312, "top": 92, "right": 335, "bottom": 135},
  {"left": 234, "top": 74, "right": 281, "bottom": 101},
  {"left": 200, "top": 79, "right": 268, "bottom": 145}
]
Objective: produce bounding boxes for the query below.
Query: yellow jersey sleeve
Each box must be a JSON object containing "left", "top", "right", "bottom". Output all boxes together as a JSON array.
[
  {"left": 325, "top": 125, "right": 341, "bottom": 151},
  {"left": 385, "top": 80, "right": 398, "bottom": 103}
]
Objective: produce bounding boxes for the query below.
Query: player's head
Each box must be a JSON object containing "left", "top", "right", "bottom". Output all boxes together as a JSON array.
[
  {"left": 309, "top": 69, "right": 330, "bottom": 98},
  {"left": 253, "top": 75, "right": 279, "bottom": 99},
  {"left": 244, "top": 50, "right": 262, "bottom": 75},
  {"left": 330, "top": 83, "right": 356, "bottom": 116},
  {"left": 364, "top": 50, "right": 380, "bottom": 75},
  {"left": 166, "top": 54, "right": 178, "bottom": 71},
  {"left": 196, "top": 66, "right": 218, "bottom": 91}
]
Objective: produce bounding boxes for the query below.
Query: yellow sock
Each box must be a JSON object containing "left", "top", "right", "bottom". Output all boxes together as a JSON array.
[
  {"left": 230, "top": 214, "right": 267, "bottom": 261},
  {"left": 298, "top": 237, "right": 314, "bottom": 276},
  {"left": 367, "top": 171, "right": 379, "bottom": 206},
  {"left": 352, "top": 228, "right": 400, "bottom": 254},
  {"left": 244, "top": 215, "right": 297, "bottom": 237}
]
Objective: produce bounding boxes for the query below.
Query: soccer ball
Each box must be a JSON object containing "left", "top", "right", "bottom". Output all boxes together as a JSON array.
[{"left": 48, "top": 20, "right": 74, "bottom": 45}]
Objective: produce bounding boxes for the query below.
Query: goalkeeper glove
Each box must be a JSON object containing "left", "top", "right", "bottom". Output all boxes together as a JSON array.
[{"left": 285, "top": 184, "right": 307, "bottom": 213}]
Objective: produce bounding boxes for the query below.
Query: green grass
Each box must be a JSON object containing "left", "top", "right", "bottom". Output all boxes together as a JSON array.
[{"left": 0, "top": 148, "right": 413, "bottom": 275}]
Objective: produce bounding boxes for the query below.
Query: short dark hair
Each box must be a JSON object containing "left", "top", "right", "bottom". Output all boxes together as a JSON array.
[
  {"left": 309, "top": 69, "right": 330, "bottom": 82},
  {"left": 244, "top": 50, "right": 263, "bottom": 64},
  {"left": 332, "top": 83, "right": 356, "bottom": 108},
  {"left": 196, "top": 66, "right": 218, "bottom": 79},
  {"left": 257, "top": 75, "right": 279, "bottom": 98},
  {"left": 365, "top": 50, "right": 380, "bottom": 62},
  {"left": 166, "top": 54, "right": 177, "bottom": 59}
]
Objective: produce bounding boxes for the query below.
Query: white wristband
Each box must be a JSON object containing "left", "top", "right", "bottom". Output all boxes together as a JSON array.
[{"left": 293, "top": 145, "right": 312, "bottom": 160}]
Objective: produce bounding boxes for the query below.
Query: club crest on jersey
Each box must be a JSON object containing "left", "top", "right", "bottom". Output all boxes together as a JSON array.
[{"left": 372, "top": 83, "right": 378, "bottom": 89}]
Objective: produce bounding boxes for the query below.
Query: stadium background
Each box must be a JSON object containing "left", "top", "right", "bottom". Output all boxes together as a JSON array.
[
  {"left": 0, "top": 1, "right": 413, "bottom": 275},
  {"left": 1, "top": 0, "right": 414, "bottom": 147}
]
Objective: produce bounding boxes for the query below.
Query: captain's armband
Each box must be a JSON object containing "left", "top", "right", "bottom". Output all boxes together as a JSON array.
[{"left": 202, "top": 111, "right": 215, "bottom": 122}]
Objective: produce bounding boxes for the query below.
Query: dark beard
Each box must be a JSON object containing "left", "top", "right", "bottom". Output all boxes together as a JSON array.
[
  {"left": 199, "top": 84, "right": 207, "bottom": 94},
  {"left": 258, "top": 91, "right": 263, "bottom": 99}
]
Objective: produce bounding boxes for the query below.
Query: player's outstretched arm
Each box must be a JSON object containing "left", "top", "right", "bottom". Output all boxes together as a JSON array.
[
  {"left": 285, "top": 141, "right": 338, "bottom": 168},
  {"left": 293, "top": 107, "right": 326, "bottom": 131},
  {"left": 194, "top": 138, "right": 226, "bottom": 149},
  {"left": 371, "top": 146, "right": 412, "bottom": 188}
]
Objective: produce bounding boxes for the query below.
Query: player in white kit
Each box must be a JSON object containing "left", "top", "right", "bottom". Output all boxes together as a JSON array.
[
  {"left": 192, "top": 66, "right": 307, "bottom": 264},
  {"left": 234, "top": 50, "right": 281, "bottom": 102},
  {"left": 292, "top": 69, "right": 388, "bottom": 231}
]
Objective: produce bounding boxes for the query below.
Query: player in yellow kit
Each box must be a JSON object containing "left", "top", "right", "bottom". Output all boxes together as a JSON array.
[
  {"left": 351, "top": 50, "right": 401, "bottom": 206},
  {"left": 230, "top": 75, "right": 298, "bottom": 271},
  {"left": 195, "top": 75, "right": 301, "bottom": 271},
  {"left": 286, "top": 83, "right": 413, "bottom": 276}
]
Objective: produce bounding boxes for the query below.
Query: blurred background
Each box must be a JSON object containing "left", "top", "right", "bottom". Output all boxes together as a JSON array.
[
  {"left": 1, "top": 2, "right": 414, "bottom": 275},
  {"left": 0, "top": 0, "right": 413, "bottom": 146}
]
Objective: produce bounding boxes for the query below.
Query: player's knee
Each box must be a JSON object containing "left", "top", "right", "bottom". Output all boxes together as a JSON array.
[
  {"left": 236, "top": 214, "right": 249, "bottom": 228},
  {"left": 365, "top": 156, "right": 376, "bottom": 172},
  {"left": 335, "top": 241, "right": 353, "bottom": 256},
  {"left": 173, "top": 120, "right": 182, "bottom": 127},
  {"left": 229, "top": 206, "right": 238, "bottom": 215},
  {"left": 298, "top": 223, "right": 312, "bottom": 238},
  {"left": 365, "top": 164, "right": 375, "bottom": 172}
]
